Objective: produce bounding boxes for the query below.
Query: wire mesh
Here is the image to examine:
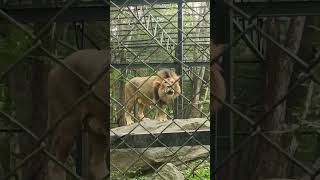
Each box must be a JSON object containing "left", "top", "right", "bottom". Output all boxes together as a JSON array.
[
  {"left": 0, "top": 1, "right": 109, "bottom": 180},
  {"left": 1, "top": 0, "right": 320, "bottom": 180},
  {"left": 110, "top": 0, "right": 210, "bottom": 179},
  {"left": 213, "top": 0, "right": 320, "bottom": 179},
  {"left": 0, "top": 0, "right": 210, "bottom": 180}
]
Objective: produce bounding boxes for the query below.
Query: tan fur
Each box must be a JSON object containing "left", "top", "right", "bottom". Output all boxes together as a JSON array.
[
  {"left": 118, "top": 69, "right": 181, "bottom": 126},
  {"left": 212, "top": 63, "right": 226, "bottom": 112},
  {"left": 47, "top": 49, "right": 109, "bottom": 180},
  {"left": 211, "top": 43, "right": 227, "bottom": 112}
]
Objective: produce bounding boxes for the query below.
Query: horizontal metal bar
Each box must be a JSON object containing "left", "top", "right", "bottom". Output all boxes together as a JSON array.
[
  {"left": 232, "top": 1, "right": 320, "bottom": 16},
  {"left": 114, "top": 27, "right": 209, "bottom": 33},
  {"left": 110, "top": 5, "right": 209, "bottom": 11},
  {"left": 112, "top": 15, "right": 209, "bottom": 21},
  {"left": 111, "top": 61, "right": 209, "bottom": 68},
  {"left": 1, "top": 1, "right": 320, "bottom": 23},
  {"left": 0, "top": 129, "right": 23, "bottom": 133},
  {"left": 1, "top": 0, "right": 209, "bottom": 8},
  {"left": 113, "top": 20, "right": 207, "bottom": 26},
  {"left": 110, "top": 58, "right": 260, "bottom": 69},
  {"left": 0, "top": 0, "right": 103, "bottom": 8},
  {"left": 112, "top": 0, "right": 209, "bottom": 6},
  {"left": 1, "top": 0, "right": 320, "bottom": 24},
  {"left": 111, "top": 43, "right": 209, "bottom": 48},
  {"left": 0, "top": 6, "right": 109, "bottom": 23},
  {"left": 115, "top": 36, "right": 209, "bottom": 41},
  {"left": 110, "top": 129, "right": 210, "bottom": 148}
]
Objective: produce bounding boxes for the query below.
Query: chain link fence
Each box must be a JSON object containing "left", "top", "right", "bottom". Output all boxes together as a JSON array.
[
  {"left": 110, "top": 0, "right": 210, "bottom": 179},
  {"left": 0, "top": 0, "right": 110, "bottom": 180},
  {"left": 1, "top": 0, "right": 320, "bottom": 180},
  {"left": 213, "top": 0, "right": 320, "bottom": 180},
  {"left": 0, "top": 0, "right": 211, "bottom": 179}
]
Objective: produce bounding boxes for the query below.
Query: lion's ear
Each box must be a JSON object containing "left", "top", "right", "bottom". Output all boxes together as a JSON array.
[{"left": 176, "top": 76, "right": 181, "bottom": 82}]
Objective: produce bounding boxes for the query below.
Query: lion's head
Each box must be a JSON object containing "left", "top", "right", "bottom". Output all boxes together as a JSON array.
[{"left": 153, "top": 70, "right": 181, "bottom": 104}]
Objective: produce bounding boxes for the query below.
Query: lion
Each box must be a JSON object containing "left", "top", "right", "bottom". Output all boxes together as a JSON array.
[
  {"left": 211, "top": 43, "right": 227, "bottom": 112},
  {"left": 117, "top": 69, "right": 181, "bottom": 126},
  {"left": 46, "top": 49, "right": 109, "bottom": 180}
]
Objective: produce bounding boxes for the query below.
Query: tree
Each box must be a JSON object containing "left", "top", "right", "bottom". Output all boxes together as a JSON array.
[{"left": 252, "top": 16, "right": 306, "bottom": 180}]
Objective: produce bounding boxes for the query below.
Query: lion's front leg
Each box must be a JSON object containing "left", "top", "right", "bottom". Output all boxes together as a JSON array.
[
  {"left": 137, "top": 102, "right": 145, "bottom": 120},
  {"left": 124, "top": 111, "right": 134, "bottom": 126},
  {"left": 124, "top": 98, "right": 135, "bottom": 125},
  {"left": 154, "top": 105, "right": 168, "bottom": 122}
]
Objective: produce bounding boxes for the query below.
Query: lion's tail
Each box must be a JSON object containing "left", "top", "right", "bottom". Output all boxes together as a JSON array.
[{"left": 212, "top": 63, "right": 226, "bottom": 112}]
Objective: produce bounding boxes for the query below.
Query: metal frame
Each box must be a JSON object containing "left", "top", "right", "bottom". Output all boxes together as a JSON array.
[
  {"left": 0, "top": 1, "right": 109, "bottom": 180},
  {"left": 109, "top": 2, "right": 210, "bottom": 179},
  {"left": 2, "top": 1, "right": 320, "bottom": 23},
  {"left": 0, "top": 0, "right": 211, "bottom": 179},
  {"left": 212, "top": 0, "right": 320, "bottom": 179}
]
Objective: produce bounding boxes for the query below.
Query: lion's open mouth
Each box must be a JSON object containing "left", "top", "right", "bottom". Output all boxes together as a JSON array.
[{"left": 166, "top": 89, "right": 174, "bottom": 95}]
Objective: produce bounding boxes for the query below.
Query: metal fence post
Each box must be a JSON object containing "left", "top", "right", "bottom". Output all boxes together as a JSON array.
[
  {"left": 212, "top": 0, "right": 234, "bottom": 179},
  {"left": 75, "top": 22, "right": 89, "bottom": 180},
  {"left": 175, "top": 0, "right": 184, "bottom": 119}
]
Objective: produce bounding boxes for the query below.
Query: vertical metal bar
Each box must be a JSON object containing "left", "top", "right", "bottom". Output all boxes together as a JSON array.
[
  {"left": 210, "top": 0, "right": 215, "bottom": 177},
  {"left": 75, "top": 131, "right": 89, "bottom": 180},
  {"left": 74, "top": 23, "right": 80, "bottom": 49},
  {"left": 211, "top": 0, "right": 234, "bottom": 180},
  {"left": 80, "top": 21, "right": 84, "bottom": 49},
  {"left": 106, "top": 2, "right": 111, "bottom": 178},
  {"left": 80, "top": 23, "right": 89, "bottom": 180},
  {"left": 75, "top": 21, "right": 82, "bottom": 178},
  {"left": 76, "top": 132, "right": 81, "bottom": 176},
  {"left": 81, "top": 131, "right": 89, "bottom": 179},
  {"left": 175, "top": 0, "right": 183, "bottom": 119},
  {"left": 75, "top": 23, "right": 89, "bottom": 180}
]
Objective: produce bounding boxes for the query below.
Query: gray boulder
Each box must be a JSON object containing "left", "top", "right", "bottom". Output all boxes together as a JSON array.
[
  {"left": 151, "top": 163, "right": 184, "bottom": 180},
  {"left": 110, "top": 118, "right": 210, "bottom": 176}
]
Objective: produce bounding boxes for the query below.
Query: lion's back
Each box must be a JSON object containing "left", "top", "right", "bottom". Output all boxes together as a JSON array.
[
  {"left": 127, "top": 76, "right": 158, "bottom": 89},
  {"left": 125, "top": 76, "right": 159, "bottom": 103}
]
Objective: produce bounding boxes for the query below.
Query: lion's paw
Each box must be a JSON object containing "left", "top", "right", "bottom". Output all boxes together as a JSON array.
[
  {"left": 126, "top": 119, "right": 134, "bottom": 126},
  {"left": 158, "top": 118, "right": 168, "bottom": 122}
]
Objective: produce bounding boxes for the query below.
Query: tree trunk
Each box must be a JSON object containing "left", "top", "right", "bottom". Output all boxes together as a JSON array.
[
  {"left": 187, "top": 66, "right": 206, "bottom": 118},
  {"left": 118, "top": 50, "right": 127, "bottom": 121},
  {"left": 251, "top": 16, "right": 305, "bottom": 180},
  {"left": 186, "top": 5, "right": 207, "bottom": 118},
  {"left": 7, "top": 20, "right": 49, "bottom": 179},
  {"left": 302, "top": 81, "right": 314, "bottom": 121}
]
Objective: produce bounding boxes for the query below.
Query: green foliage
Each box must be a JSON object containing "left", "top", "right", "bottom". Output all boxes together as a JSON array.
[
  {"left": 110, "top": 160, "right": 210, "bottom": 180},
  {"left": 0, "top": 24, "right": 32, "bottom": 72},
  {"left": 181, "top": 160, "right": 210, "bottom": 180}
]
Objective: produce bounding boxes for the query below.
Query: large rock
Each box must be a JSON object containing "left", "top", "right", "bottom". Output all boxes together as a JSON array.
[
  {"left": 110, "top": 118, "right": 210, "bottom": 177},
  {"left": 111, "top": 118, "right": 209, "bottom": 135},
  {"left": 151, "top": 163, "right": 184, "bottom": 180}
]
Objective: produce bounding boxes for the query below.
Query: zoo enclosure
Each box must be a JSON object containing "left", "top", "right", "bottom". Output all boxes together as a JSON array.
[
  {"left": 110, "top": 1, "right": 211, "bottom": 179},
  {"left": 0, "top": 0, "right": 214, "bottom": 179},
  {"left": 1, "top": 0, "right": 320, "bottom": 180},
  {"left": 214, "top": 0, "right": 320, "bottom": 180},
  {"left": 0, "top": 0, "right": 110, "bottom": 179}
]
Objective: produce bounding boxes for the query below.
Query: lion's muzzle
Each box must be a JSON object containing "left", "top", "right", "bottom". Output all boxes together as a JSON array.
[{"left": 166, "top": 89, "right": 174, "bottom": 95}]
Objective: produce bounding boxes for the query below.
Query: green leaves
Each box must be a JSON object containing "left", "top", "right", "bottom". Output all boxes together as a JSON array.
[{"left": 0, "top": 24, "right": 32, "bottom": 72}]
